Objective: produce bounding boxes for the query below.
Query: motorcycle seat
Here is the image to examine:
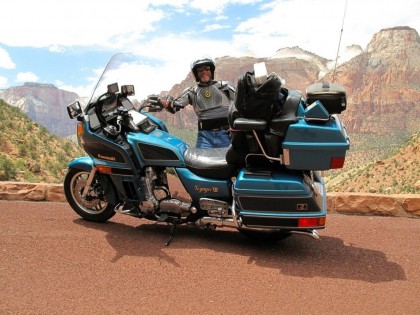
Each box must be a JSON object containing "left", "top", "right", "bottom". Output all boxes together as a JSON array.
[{"left": 184, "top": 147, "right": 236, "bottom": 180}]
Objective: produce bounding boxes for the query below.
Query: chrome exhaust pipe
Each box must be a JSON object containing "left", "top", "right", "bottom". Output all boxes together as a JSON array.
[
  {"left": 289, "top": 229, "right": 320, "bottom": 239},
  {"left": 195, "top": 217, "right": 237, "bottom": 229},
  {"left": 114, "top": 202, "right": 132, "bottom": 214},
  {"left": 195, "top": 218, "right": 321, "bottom": 240}
]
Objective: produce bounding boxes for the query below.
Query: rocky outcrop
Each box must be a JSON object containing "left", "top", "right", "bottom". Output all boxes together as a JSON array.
[
  {"left": 0, "top": 82, "right": 80, "bottom": 137},
  {"left": 327, "top": 192, "right": 420, "bottom": 217},
  {"left": 326, "top": 26, "right": 420, "bottom": 136},
  {"left": 155, "top": 27, "right": 420, "bottom": 138},
  {"left": 1, "top": 27, "right": 418, "bottom": 139},
  {"left": 0, "top": 181, "right": 66, "bottom": 202},
  {"left": 1, "top": 181, "right": 419, "bottom": 218}
]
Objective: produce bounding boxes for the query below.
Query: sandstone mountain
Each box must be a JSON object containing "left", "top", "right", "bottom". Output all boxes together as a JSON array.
[
  {"left": 0, "top": 83, "right": 81, "bottom": 138},
  {"left": 1, "top": 26, "right": 418, "bottom": 141},
  {"left": 157, "top": 27, "right": 420, "bottom": 142},
  {"left": 0, "top": 26, "right": 419, "bottom": 192},
  {"left": 325, "top": 26, "right": 420, "bottom": 137}
]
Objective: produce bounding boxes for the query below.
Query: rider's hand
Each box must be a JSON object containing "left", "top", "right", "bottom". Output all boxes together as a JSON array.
[{"left": 159, "top": 96, "right": 173, "bottom": 108}]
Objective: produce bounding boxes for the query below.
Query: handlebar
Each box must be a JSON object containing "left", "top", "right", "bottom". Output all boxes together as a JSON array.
[
  {"left": 142, "top": 95, "right": 178, "bottom": 111},
  {"left": 141, "top": 95, "right": 163, "bottom": 112}
]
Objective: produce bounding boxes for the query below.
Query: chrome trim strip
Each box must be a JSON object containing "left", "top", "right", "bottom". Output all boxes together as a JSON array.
[{"left": 290, "top": 229, "right": 320, "bottom": 239}]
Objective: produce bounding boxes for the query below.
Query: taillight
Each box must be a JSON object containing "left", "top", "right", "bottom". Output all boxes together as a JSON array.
[
  {"left": 298, "top": 216, "right": 326, "bottom": 228},
  {"left": 330, "top": 157, "right": 345, "bottom": 169}
]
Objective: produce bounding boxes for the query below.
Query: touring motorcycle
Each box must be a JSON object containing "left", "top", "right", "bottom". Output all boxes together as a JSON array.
[{"left": 64, "top": 53, "right": 349, "bottom": 244}]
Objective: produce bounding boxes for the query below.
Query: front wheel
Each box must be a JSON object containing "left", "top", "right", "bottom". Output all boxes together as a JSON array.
[{"left": 64, "top": 168, "right": 116, "bottom": 222}]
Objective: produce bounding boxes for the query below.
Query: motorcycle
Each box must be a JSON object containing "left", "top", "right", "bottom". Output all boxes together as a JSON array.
[{"left": 64, "top": 53, "right": 350, "bottom": 245}]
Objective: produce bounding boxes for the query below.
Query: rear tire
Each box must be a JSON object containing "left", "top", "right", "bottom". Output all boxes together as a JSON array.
[
  {"left": 64, "top": 168, "right": 116, "bottom": 222},
  {"left": 238, "top": 229, "right": 292, "bottom": 242}
]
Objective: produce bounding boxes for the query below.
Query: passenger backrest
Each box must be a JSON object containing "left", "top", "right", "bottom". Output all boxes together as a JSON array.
[{"left": 269, "top": 89, "right": 301, "bottom": 137}]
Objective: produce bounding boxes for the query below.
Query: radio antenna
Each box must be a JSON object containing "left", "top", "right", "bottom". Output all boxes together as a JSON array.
[{"left": 332, "top": 0, "right": 348, "bottom": 82}]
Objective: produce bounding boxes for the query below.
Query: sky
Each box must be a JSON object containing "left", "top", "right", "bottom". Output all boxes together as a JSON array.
[{"left": 0, "top": 0, "right": 419, "bottom": 100}]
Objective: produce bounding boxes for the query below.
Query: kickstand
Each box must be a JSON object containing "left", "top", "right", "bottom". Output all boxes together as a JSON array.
[{"left": 165, "top": 224, "right": 177, "bottom": 246}]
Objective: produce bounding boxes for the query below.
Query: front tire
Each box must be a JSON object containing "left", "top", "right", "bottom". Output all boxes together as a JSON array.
[{"left": 64, "top": 168, "right": 116, "bottom": 222}]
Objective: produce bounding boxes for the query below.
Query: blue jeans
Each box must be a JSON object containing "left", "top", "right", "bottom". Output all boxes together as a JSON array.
[{"left": 196, "top": 130, "right": 231, "bottom": 148}]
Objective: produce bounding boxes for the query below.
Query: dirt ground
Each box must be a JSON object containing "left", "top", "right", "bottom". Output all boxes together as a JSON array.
[{"left": 1, "top": 200, "right": 419, "bottom": 315}]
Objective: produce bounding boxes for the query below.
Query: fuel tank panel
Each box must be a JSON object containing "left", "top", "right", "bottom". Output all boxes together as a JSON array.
[{"left": 127, "top": 129, "right": 188, "bottom": 167}]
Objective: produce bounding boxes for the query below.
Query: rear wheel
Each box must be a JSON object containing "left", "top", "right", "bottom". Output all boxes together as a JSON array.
[
  {"left": 64, "top": 168, "right": 116, "bottom": 222},
  {"left": 238, "top": 229, "right": 292, "bottom": 242}
]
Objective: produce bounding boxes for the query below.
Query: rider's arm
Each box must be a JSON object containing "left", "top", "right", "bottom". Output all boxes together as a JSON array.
[
  {"left": 159, "top": 88, "right": 191, "bottom": 113},
  {"left": 158, "top": 96, "right": 177, "bottom": 113}
]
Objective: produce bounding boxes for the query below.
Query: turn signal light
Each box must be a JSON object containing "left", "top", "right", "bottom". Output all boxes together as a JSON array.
[
  {"left": 97, "top": 165, "right": 112, "bottom": 174},
  {"left": 298, "top": 217, "right": 326, "bottom": 228},
  {"left": 77, "top": 122, "right": 84, "bottom": 136},
  {"left": 76, "top": 123, "right": 84, "bottom": 146},
  {"left": 330, "top": 157, "right": 345, "bottom": 169}
]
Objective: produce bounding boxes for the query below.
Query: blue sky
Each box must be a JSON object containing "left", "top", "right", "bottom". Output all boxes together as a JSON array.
[{"left": 0, "top": 0, "right": 419, "bottom": 100}]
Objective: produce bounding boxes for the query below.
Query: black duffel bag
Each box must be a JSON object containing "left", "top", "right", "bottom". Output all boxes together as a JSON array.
[{"left": 234, "top": 71, "right": 284, "bottom": 121}]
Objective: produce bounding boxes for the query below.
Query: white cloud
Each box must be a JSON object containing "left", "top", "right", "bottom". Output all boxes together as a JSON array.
[
  {"left": 49, "top": 45, "right": 66, "bottom": 53},
  {"left": 0, "top": 0, "right": 418, "bottom": 97},
  {"left": 203, "top": 24, "right": 230, "bottom": 32},
  {"left": 16, "top": 72, "right": 39, "bottom": 83},
  {"left": 56, "top": 66, "right": 107, "bottom": 98},
  {"left": 214, "top": 15, "right": 228, "bottom": 21},
  {"left": 1, "top": 0, "right": 418, "bottom": 58},
  {"left": 0, "top": 76, "right": 8, "bottom": 88},
  {"left": 57, "top": 82, "right": 94, "bottom": 100},
  {"left": 0, "top": 48, "right": 15, "bottom": 69},
  {"left": 0, "top": 0, "right": 165, "bottom": 48},
  {"left": 233, "top": 0, "right": 420, "bottom": 59},
  {"left": 190, "top": 0, "right": 262, "bottom": 14}
]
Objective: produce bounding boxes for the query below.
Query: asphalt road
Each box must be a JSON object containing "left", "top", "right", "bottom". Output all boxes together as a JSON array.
[{"left": 1, "top": 200, "right": 419, "bottom": 315}]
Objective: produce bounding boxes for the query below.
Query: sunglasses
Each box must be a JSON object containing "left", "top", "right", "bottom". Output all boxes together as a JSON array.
[{"left": 197, "top": 66, "right": 211, "bottom": 73}]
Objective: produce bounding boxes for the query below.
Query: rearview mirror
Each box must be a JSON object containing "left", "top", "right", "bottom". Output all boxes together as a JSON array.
[
  {"left": 67, "top": 101, "right": 82, "bottom": 119},
  {"left": 107, "top": 83, "right": 119, "bottom": 94},
  {"left": 121, "top": 85, "right": 135, "bottom": 96}
]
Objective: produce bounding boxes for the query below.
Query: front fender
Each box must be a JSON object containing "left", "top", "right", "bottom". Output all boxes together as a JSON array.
[{"left": 67, "top": 156, "right": 93, "bottom": 172}]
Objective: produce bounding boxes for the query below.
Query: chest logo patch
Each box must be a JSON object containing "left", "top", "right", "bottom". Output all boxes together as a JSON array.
[{"left": 204, "top": 90, "right": 211, "bottom": 98}]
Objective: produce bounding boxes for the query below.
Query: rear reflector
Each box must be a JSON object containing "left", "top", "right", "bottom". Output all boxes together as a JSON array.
[
  {"left": 298, "top": 217, "right": 326, "bottom": 228},
  {"left": 330, "top": 157, "right": 345, "bottom": 169}
]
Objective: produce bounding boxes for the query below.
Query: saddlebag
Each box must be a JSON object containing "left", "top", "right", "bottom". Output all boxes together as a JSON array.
[
  {"left": 282, "top": 114, "right": 349, "bottom": 170},
  {"left": 233, "top": 168, "right": 325, "bottom": 228},
  {"left": 306, "top": 82, "right": 347, "bottom": 114}
]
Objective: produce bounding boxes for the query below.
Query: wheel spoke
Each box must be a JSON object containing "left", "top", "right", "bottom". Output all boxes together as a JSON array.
[{"left": 70, "top": 171, "right": 108, "bottom": 214}]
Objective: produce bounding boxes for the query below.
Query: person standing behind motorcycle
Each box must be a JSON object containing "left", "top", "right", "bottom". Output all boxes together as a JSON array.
[{"left": 159, "top": 57, "right": 235, "bottom": 148}]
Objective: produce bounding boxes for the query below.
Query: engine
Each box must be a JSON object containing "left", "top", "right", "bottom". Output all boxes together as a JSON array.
[{"left": 138, "top": 167, "right": 193, "bottom": 218}]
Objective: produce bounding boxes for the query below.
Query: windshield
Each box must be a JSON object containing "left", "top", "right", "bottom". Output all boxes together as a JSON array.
[{"left": 88, "top": 53, "right": 139, "bottom": 105}]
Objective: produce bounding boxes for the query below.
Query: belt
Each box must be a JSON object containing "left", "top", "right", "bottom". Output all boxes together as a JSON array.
[
  {"left": 201, "top": 126, "right": 229, "bottom": 131},
  {"left": 198, "top": 119, "right": 229, "bottom": 131}
]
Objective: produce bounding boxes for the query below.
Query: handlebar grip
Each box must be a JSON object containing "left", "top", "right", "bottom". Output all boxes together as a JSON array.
[
  {"left": 172, "top": 100, "right": 183, "bottom": 108},
  {"left": 146, "top": 95, "right": 160, "bottom": 105}
]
